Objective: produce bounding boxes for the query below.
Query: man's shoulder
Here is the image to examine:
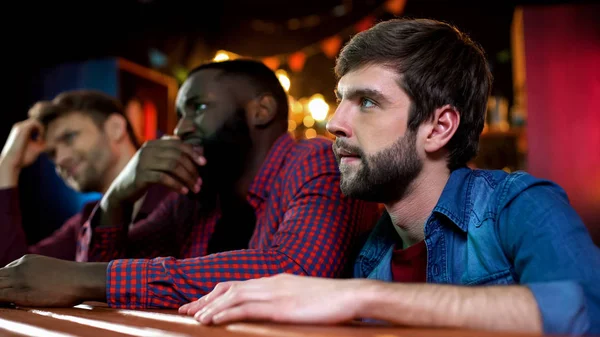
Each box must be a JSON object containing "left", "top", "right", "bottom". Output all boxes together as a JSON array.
[
  {"left": 282, "top": 136, "right": 338, "bottom": 176},
  {"left": 264, "top": 136, "right": 339, "bottom": 194},
  {"left": 464, "top": 168, "right": 560, "bottom": 195},
  {"left": 294, "top": 136, "right": 334, "bottom": 153},
  {"left": 472, "top": 169, "right": 567, "bottom": 206},
  {"left": 441, "top": 168, "right": 568, "bottom": 227},
  {"left": 462, "top": 169, "right": 571, "bottom": 228},
  {"left": 288, "top": 136, "right": 336, "bottom": 163}
]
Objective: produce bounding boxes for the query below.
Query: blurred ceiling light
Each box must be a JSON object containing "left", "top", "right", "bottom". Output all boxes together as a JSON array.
[
  {"left": 292, "top": 101, "right": 303, "bottom": 114},
  {"left": 303, "top": 115, "right": 315, "bottom": 128},
  {"left": 298, "top": 98, "right": 308, "bottom": 112},
  {"left": 305, "top": 128, "right": 317, "bottom": 139},
  {"left": 308, "top": 94, "right": 329, "bottom": 121},
  {"left": 288, "top": 120, "right": 297, "bottom": 131},
  {"left": 290, "top": 97, "right": 303, "bottom": 114},
  {"left": 275, "top": 69, "right": 291, "bottom": 92},
  {"left": 213, "top": 50, "right": 230, "bottom": 62}
]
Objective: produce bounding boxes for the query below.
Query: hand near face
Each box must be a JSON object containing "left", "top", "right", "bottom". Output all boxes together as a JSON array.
[
  {"left": 178, "top": 274, "right": 362, "bottom": 325},
  {"left": 0, "top": 119, "right": 45, "bottom": 187},
  {"left": 106, "top": 137, "right": 206, "bottom": 204},
  {"left": 0, "top": 255, "right": 107, "bottom": 307}
]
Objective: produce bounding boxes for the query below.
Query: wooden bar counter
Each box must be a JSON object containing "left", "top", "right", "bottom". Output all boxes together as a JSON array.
[{"left": 0, "top": 302, "right": 542, "bottom": 337}]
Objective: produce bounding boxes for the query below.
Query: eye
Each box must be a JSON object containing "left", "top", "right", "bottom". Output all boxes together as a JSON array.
[
  {"left": 194, "top": 103, "right": 208, "bottom": 113},
  {"left": 360, "top": 98, "right": 376, "bottom": 109},
  {"left": 64, "top": 132, "right": 78, "bottom": 145}
]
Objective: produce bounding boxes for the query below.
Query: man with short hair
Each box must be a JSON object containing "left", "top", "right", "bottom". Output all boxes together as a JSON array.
[
  {"left": 179, "top": 19, "right": 600, "bottom": 336},
  {"left": 0, "top": 60, "right": 379, "bottom": 309},
  {"left": 0, "top": 90, "right": 167, "bottom": 265}
]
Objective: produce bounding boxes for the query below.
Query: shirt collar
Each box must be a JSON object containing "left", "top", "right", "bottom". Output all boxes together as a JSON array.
[
  {"left": 247, "top": 133, "right": 295, "bottom": 202},
  {"left": 431, "top": 167, "right": 474, "bottom": 233}
]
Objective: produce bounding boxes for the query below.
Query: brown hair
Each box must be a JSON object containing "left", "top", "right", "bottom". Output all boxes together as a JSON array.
[
  {"left": 335, "top": 18, "right": 492, "bottom": 170},
  {"left": 28, "top": 90, "right": 139, "bottom": 148}
]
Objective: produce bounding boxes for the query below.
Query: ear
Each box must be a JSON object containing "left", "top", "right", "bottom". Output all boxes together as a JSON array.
[
  {"left": 246, "top": 94, "right": 278, "bottom": 128},
  {"left": 103, "top": 114, "right": 128, "bottom": 142},
  {"left": 422, "top": 104, "right": 460, "bottom": 154}
]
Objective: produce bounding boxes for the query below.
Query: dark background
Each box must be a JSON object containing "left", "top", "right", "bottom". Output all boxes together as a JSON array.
[{"left": 2, "top": 0, "right": 596, "bottom": 242}]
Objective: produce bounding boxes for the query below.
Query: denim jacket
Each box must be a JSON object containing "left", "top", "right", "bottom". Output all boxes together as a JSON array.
[{"left": 354, "top": 168, "right": 600, "bottom": 335}]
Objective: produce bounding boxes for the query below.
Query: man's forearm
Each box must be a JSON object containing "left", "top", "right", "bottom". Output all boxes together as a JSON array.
[
  {"left": 356, "top": 281, "right": 542, "bottom": 333},
  {"left": 0, "top": 163, "right": 19, "bottom": 189},
  {"left": 0, "top": 256, "right": 109, "bottom": 307}
]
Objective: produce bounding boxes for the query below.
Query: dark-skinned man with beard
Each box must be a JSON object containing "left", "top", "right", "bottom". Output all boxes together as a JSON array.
[{"left": 0, "top": 59, "right": 380, "bottom": 309}]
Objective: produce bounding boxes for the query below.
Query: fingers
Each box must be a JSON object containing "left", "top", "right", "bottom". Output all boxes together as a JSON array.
[
  {"left": 154, "top": 151, "right": 201, "bottom": 192},
  {"left": 149, "top": 156, "right": 200, "bottom": 193},
  {"left": 179, "top": 282, "right": 237, "bottom": 316},
  {"left": 0, "top": 276, "right": 10, "bottom": 289},
  {"left": 0, "top": 265, "right": 15, "bottom": 302},
  {"left": 210, "top": 303, "right": 277, "bottom": 325},
  {"left": 17, "top": 119, "right": 45, "bottom": 143},
  {"left": 194, "top": 281, "right": 270, "bottom": 324},
  {"left": 0, "top": 264, "right": 19, "bottom": 303},
  {"left": 178, "top": 300, "right": 204, "bottom": 316},
  {"left": 2, "top": 120, "right": 45, "bottom": 156},
  {"left": 178, "top": 302, "right": 193, "bottom": 313},
  {"left": 140, "top": 141, "right": 205, "bottom": 193},
  {"left": 20, "top": 118, "right": 44, "bottom": 133},
  {"left": 203, "top": 281, "right": 237, "bottom": 304},
  {"left": 143, "top": 171, "right": 190, "bottom": 194},
  {"left": 0, "top": 288, "right": 15, "bottom": 303},
  {"left": 29, "top": 119, "right": 45, "bottom": 137},
  {"left": 146, "top": 139, "right": 206, "bottom": 166}
]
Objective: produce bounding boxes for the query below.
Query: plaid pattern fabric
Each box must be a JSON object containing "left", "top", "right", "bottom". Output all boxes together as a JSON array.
[
  {"left": 75, "top": 186, "right": 172, "bottom": 262},
  {"left": 79, "top": 133, "right": 380, "bottom": 309},
  {"left": 75, "top": 220, "right": 92, "bottom": 262}
]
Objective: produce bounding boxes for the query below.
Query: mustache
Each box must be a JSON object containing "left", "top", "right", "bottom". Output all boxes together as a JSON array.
[{"left": 333, "top": 139, "right": 364, "bottom": 157}]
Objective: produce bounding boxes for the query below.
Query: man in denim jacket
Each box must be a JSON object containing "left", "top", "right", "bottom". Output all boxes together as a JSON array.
[{"left": 179, "top": 18, "right": 600, "bottom": 335}]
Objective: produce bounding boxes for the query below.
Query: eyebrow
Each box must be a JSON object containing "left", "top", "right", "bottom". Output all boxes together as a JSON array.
[
  {"left": 44, "top": 129, "right": 78, "bottom": 156},
  {"left": 334, "top": 87, "right": 390, "bottom": 105},
  {"left": 51, "top": 129, "right": 78, "bottom": 144},
  {"left": 177, "top": 95, "right": 211, "bottom": 109},
  {"left": 183, "top": 94, "right": 214, "bottom": 104}
]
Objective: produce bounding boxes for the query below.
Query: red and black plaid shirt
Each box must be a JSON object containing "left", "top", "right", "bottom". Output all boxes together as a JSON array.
[{"left": 78, "top": 133, "right": 380, "bottom": 309}]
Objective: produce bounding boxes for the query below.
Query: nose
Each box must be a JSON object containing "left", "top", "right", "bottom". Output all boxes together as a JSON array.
[
  {"left": 174, "top": 117, "right": 196, "bottom": 139},
  {"left": 326, "top": 104, "right": 352, "bottom": 138}
]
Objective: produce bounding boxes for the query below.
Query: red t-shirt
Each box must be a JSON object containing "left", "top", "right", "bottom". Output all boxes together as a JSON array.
[{"left": 391, "top": 240, "right": 427, "bottom": 282}]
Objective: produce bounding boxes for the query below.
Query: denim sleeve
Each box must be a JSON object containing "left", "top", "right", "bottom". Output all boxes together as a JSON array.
[{"left": 497, "top": 176, "right": 600, "bottom": 335}]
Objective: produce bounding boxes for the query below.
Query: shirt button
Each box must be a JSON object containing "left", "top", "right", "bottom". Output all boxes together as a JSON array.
[{"left": 432, "top": 264, "right": 440, "bottom": 276}]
